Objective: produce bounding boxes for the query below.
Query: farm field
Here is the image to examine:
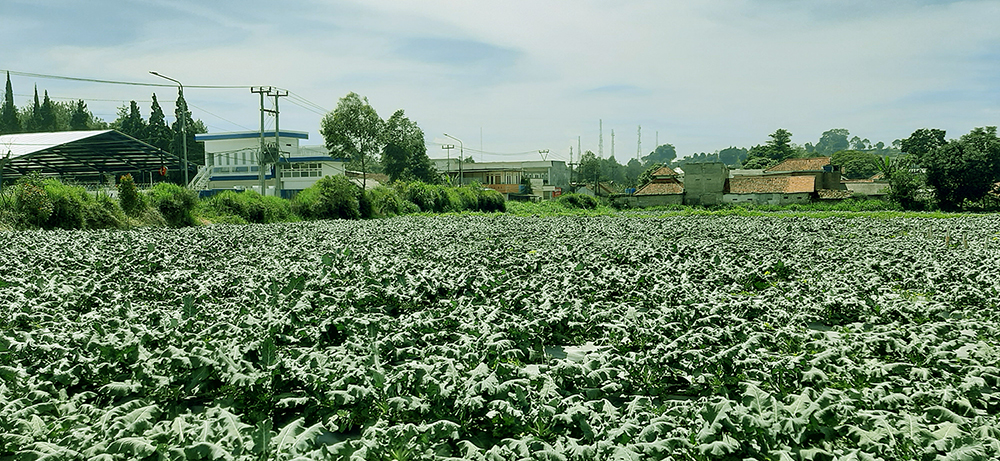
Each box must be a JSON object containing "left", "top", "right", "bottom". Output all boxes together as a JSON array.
[{"left": 2, "top": 215, "right": 1000, "bottom": 460}]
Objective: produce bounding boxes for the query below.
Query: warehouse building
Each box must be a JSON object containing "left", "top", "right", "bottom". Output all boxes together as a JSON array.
[{"left": 194, "top": 130, "right": 345, "bottom": 196}]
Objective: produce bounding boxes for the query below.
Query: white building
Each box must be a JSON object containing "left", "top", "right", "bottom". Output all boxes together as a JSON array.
[{"left": 195, "top": 130, "right": 345, "bottom": 196}]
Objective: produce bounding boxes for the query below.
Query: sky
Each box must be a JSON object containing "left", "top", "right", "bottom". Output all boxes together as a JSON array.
[{"left": 2, "top": 0, "right": 999, "bottom": 164}]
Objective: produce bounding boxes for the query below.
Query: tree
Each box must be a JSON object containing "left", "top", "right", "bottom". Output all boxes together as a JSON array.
[
  {"left": 171, "top": 89, "right": 207, "bottom": 171},
  {"left": 767, "top": 128, "right": 794, "bottom": 161},
  {"left": 636, "top": 163, "right": 663, "bottom": 188},
  {"left": 881, "top": 155, "right": 923, "bottom": 210},
  {"left": 718, "top": 146, "right": 747, "bottom": 166},
  {"left": 112, "top": 100, "right": 147, "bottom": 140},
  {"left": 321, "top": 92, "right": 383, "bottom": 189},
  {"left": 922, "top": 126, "right": 1000, "bottom": 210},
  {"left": 69, "top": 100, "right": 91, "bottom": 131},
  {"left": 624, "top": 158, "right": 644, "bottom": 188},
  {"left": 577, "top": 150, "right": 601, "bottom": 190},
  {"left": 27, "top": 86, "right": 43, "bottom": 132},
  {"left": 1, "top": 73, "right": 20, "bottom": 135},
  {"left": 601, "top": 155, "right": 626, "bottom": 186},
  {"left": 381, "top": 109, "right": 435, "bottom": 183},
  {"left": 900, "top": 128, "right": 947, "bottom": 164},
  {"left": 742, "top": 128, "right": 795, "bottom": 169},
  {"left": 39, "top": 91, "right": 57, "bottom": 132},
  {"left": 831, "top": 150, "right": 881, "bottom": 180},
  {"left": 642, "top": 144, "right": 676, "bottom": 167},
  {"left": 814, "top": 129, "right": 850, "bottom": 155},
  {"left": 145, "top": 94, "right": 172, "bottom": 152}
]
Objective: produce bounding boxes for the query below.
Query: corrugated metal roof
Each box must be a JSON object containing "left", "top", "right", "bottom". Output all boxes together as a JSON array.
[
  {"left": 1, "top": 130, "right": 185, "bottom": 178},
  {"left": 1, "top": 130, "right": 113, "bottom": 159}
]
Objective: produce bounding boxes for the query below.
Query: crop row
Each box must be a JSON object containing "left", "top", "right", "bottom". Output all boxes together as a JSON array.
[{"left": 2, "top": 215, "right": 999, "bottom": 460}]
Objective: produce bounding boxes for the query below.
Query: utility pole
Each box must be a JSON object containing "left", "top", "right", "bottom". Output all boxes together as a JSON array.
[
  {"left": 251, "top": 86, "right": 271, "bottom": 194},
  {"left": 268, "top": 88, "right": 288, "bottom": 197},
  {"left": 442, "top": 144, "right": 455, "bottom": 184},
  {"left": 150, "top": 72, "right": 188, "bottom": 186},
  {"left": 444, "top": 133, "right": 463, "bottom": 186}
]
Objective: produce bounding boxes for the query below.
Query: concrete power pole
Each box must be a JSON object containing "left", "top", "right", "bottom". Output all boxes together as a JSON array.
[
  {"left": 271, "top": 89, "right": 288, "bottom": 197},
  {"left": 251, "top": 86, "right": 272, "bottom": 194}
]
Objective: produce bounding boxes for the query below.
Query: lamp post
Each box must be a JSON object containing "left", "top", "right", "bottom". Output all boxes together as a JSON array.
[
  {"left": 150, "top": 71, "right": 188, "bottom": 187},
  {"left": 443, "top": 133, "right": 463, "bottom": 186}
]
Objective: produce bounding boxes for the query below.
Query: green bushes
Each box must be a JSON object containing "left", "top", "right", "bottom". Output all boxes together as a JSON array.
[
  {"left": 558, "top": 193, "right": 599, "bottom": 209},
  {"left": 148, "top": 182, "right": 198, "bottom": 227},
  {"left": 203, "top": 190, "right": 292, "bottom": 224},
  {"left": 292, "top": 175, "right": 361, "bottom": 220}
]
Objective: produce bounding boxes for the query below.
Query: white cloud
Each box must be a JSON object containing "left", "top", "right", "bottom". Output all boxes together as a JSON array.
[{"left": 4, "top": 0, "right": 999, "bottom": 159}]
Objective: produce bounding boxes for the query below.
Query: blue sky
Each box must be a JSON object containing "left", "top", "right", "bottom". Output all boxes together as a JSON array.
[{"left": 2, "top": 0, "right": 998, "bottom": 163}]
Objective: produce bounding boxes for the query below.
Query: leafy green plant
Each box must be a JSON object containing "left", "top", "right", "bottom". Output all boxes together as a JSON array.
[
  {"left": 147, "top": 182, "right": 197, "bottom": 227},
  {"left": 117, "top": 173, "right": 146, "bottom": 216}
]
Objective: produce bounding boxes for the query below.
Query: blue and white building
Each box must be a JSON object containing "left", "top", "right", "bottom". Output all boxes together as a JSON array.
[{"left": 194, "top": 130, "right": 345, "bottom": 196}]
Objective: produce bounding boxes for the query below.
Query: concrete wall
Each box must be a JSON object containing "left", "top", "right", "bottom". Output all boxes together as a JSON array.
[
  {"left": 722, "top": 192, "right": 811, "bottom": 205},
  {"left": 636, "top": 194, "right": 684, "bottom": 207},
  {"left": 682, "top": 162, "right": 729, "bottom": 206}
]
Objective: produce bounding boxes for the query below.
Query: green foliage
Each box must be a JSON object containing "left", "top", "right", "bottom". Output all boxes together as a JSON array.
[
  {"left": 292, "top": 175, "right": 361, "bottom": 220},
  {"left": 558, "top": 193, "right": 599, "bottom": 209},
  {"left": 636, "top": 163, "right": 663, "bottom": 188},
  {"left": 1, "top": 71, "right": 20, "bottom": 134},
  {"left": 321, "top": 92, "right": 384, "bottom": 181},
  {"left": 368, "top": 185, "right": 410, "bottom": 217},
  {"left": 901, "top": 128, "right": 947, "bottom": 163},
  {"left": 642, "top": 144, "right": 677, "bottom": 166},
  {"left": 921, "top": 126, "right": 1000, "bottom": 211},
  {"left": 42, "top": 179, "right": 91, "bottom": 229},
  {"left": 476, "top": 187, "right": 506, "bottom": 212},
  {"left": 832, "top": 150, "right": 882, "bottom": 179},
  {"left": 203, "top": 190, "right": 292, "bottom": 224},
  {"left": 2, "top": 216, "right": 999, "bottom": 459},
  {"left": 148, "top": 182, "right": 198, "bottom": 227},
  {"left": 12, "top": 174, "right": 53, "bottom": 227},
  {"left": 814, "top": 128, "right": 851, "bottom": 156},
  {"left": 381, "top": 109, "right": 436, "bottom": 184},
  {"left": 117, "top": 173, "right": 146, "bottom": 216}
]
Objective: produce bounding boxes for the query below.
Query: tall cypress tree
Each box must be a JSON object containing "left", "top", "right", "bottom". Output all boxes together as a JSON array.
[
  {"left": 40, "top": 91, "right": 57, "bottom": 132},
  {"left": 146, "top": 93, "right": 172, "bottom": 152},
  {"left": 28, "top": 85, "right": 43, "bottom": 132},
  {"left": 172, "top": 90, "right": 206, "bottom": 165},
  {"left": 1, "top": 72, "right": 19, "bottom": 134}
]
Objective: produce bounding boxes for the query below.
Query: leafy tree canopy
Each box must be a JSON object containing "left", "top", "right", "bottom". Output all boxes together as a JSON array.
[
  {"left": 321, "top": 92, "right": 384, "bottom": 184},
  {"left": 641, "top": 144, "right": 676, "bottom": 167},
  {"left": 900, "top": 128, "right": 947, "bottom": 164},
  {"left": 814, "top": 128, "right": 850, "bottom": 155},
  {"left": 922, "top": 126, "right": 1000, "bottom": 210},
  {"left": 831, "top": 150, "right": 881, "bottom": 180},
  {"left": 381, "top": 109, "right": 435, "bottom": 183}
]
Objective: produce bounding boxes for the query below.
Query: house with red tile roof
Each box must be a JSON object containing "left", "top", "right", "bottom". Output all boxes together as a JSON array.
[
  {"left": 634, "top": 166, "right": 684, "bottom": 205},
  {"left": 723, "top": 175, "right": 816, "bottom": 205}
]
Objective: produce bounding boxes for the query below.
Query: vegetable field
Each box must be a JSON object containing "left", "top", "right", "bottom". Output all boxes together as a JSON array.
[{"left": 2, "top": 215, "right": 1000, "bottom": 460}]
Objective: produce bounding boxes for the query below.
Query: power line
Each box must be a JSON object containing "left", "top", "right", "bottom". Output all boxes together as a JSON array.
[{"left": 2, "top": 69, "right": 249, "bottom": 89}]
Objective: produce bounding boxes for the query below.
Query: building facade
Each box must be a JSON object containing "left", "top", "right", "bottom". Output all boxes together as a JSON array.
[
  {"left": 430, "top": 159, "right": 570, "bottom": 199},
  {"left": 195, "top": 131, "right": 345, "bottom": 196}
]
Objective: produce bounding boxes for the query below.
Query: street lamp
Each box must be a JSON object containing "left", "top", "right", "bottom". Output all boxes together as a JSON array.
[
  {"left": 149, "top": 71, "right": 188, "bottom": 187},
  {"left": 441, "top": 144, "right": 455, "bottom": 184},
  {"left": 443, "top": 133, "right": 463, "bottom": 186}
]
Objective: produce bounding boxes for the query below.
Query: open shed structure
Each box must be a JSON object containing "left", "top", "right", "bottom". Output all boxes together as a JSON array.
[{"left": 0, "top": 130, "right": 184, "bottom": 185}]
